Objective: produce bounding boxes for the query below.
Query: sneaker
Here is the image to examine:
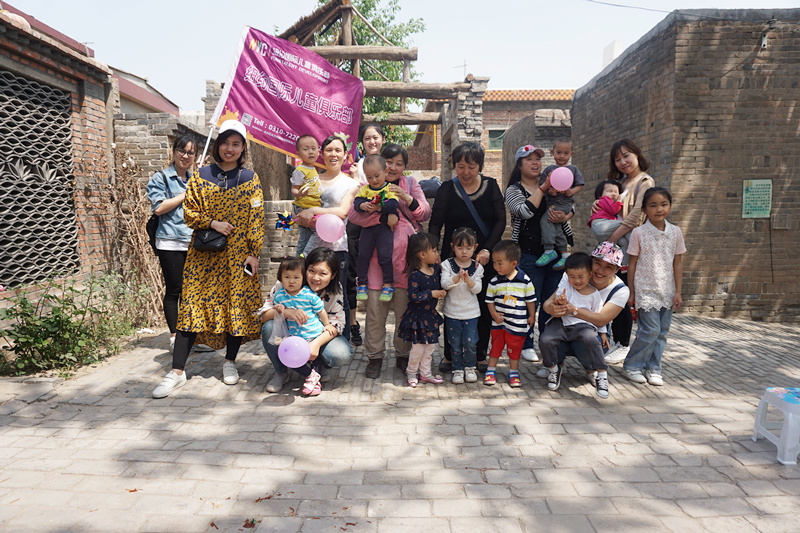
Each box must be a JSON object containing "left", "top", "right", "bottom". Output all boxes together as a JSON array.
[
  {"left": 266, "top": 372, "right": 289, "bottom": 393},
  {"left": 508, "top": 373, "right": 522, "bottom": 388},
  {"left": 365, "top": 358, "right": 382, "bottom": 379},
  {"left": 521, "top": 348, "right": 539, "bottom": 362},
  {"left": 350, "top": 323, "right": 363, "bottom": 347},
  {"left": 552, "top": 256, "right": 568, "bottom": 270},
  {"left": 319, "top": 365, "right": 331, "bottom": 383},
  {"left": 536, "top": 366, "right": 550, "bottom": 379},
  {"left": 604, "top": 343, "right": 630, "bottom": 364},
  {"left": 439, "top": 361, "right": 453, "bottom": 374},
  {"left": 483, "top": 370, "right": 496, "bottom": 386},
  {"left": 452, "top": 370, "right": 465, "bottom": 384},
  {"left": 356, "top": 285, "right": 368, "bottom": 301},
  {"left": 644, "top": 369, "right": 663, "bottom": 386},
  {"left": 624, "top": 368, "right": 647, "bottom": 384},
  {"left": 302, "top": 369, "right": 321, "bottom": 395},
  {"left": 535, "top": 250, "right": 558, "bottom": 267},
  {"left": 595, "top": 373, "right": 609, "bottom": 399},
  {"left": 379, "top": 286, "right": 394, "bottom": 302},
  {"left": 222, "top": 361, "right": 239, "bottom": 385},
  {"left": 464, "top": 367, "right": 478, "bottom": 383},
  {"left": 587, "top": 370, "right": 598, "bottom": 384},
  {"left": 407, "top": 374, "right": 418, "bottom": 388},
  {"left": 192, "top": 343, "right": 215, "bottom": 352},
  {"left": 547, "top": 365, "right": 563, "bottom": 391},
  {"left": 152, "top": 370, "right": 187, "bottom": 399}
]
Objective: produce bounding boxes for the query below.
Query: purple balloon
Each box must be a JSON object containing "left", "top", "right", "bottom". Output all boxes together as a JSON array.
[
  {"left": 278, "top": 336, "right": 311, "bottom": 368},
  {"left": 550, "top": 167, "right": 574, "bottom": 192},
  {"left": 316, "top": 213, "right": 345, "bottom": 242}
]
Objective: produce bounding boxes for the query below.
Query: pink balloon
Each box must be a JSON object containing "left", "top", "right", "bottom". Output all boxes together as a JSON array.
[
  {"left": 316, "top": 213, "right": 345, "bottom": 242},
  {"left": 278, "top": 336, "right": 311, "bottom": 368},
  {"left": 550, "top": 167, "right": 574, "bottom": 192}
]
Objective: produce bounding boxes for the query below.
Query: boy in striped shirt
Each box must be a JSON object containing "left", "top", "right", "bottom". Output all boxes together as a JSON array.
[{"left": 485, "top": 240, "right": 537, "bottom": 387}]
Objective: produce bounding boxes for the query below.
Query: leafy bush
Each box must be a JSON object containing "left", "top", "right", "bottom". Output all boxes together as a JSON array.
[{"left": 0, "top": 271, "right": 151, "bottom": 376}]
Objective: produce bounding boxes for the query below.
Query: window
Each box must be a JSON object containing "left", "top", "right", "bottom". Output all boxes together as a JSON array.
[{"left": 488, "top": 130, "right": 505, "bottom": 151}]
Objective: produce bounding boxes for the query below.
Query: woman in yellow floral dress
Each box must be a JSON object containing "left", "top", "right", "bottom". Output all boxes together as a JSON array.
[{"left": 153, "top": 120, "right": 265, "bottom": 398}]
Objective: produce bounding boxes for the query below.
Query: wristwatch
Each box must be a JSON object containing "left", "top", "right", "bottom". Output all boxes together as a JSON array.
[{"left": 572, "top": 307, "right": 578, "bottom": 316}]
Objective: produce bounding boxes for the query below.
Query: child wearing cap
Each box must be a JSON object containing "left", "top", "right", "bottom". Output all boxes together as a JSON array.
[{"left": 536, "top": 138, "right": 584, "bottom": 270}]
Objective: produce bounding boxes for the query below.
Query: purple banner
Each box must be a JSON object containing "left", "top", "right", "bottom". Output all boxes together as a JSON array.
[{"left": 211, "top": 26, "right": 364, "bottom": 171}]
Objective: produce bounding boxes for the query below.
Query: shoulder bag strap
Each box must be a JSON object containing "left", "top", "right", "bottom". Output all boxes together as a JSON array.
[
  {"left": 452, "top": 177, "right": 490, "bottom": 239},
  {"left": 604, "top": 283, "right": 624, "bottom": 305}
]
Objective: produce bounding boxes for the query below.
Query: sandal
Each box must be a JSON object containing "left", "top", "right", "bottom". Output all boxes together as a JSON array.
[
  {"left": 419, "top": 374, "right": 443, "bottom": 384},
  {"left": 356, "top": 285, "right": 368, "bottom": 301},
  {"left": 379, "top": 286, "right": 394, "bottom": 302},
  {"left": 302, "top": 369, "right": 320, "bottom": 395},
  {"left": 407, "top": 374, "right": 418, "bottom": 388},
  {"left": 308, "top": 382, "right": 322, "bottom": 396}
]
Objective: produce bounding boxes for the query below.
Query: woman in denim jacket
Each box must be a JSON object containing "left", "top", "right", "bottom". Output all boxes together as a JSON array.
[{"left": 146, "top": 135, "right": 204, "bottom": 352}]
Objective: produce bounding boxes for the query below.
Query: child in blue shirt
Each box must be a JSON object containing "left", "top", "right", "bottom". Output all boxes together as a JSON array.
[{"left": 272, "top": 257, "right": 337, "bottom": 396}]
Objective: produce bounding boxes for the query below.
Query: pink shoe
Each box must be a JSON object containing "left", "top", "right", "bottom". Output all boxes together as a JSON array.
[
  {"left": 308, "top": 381, "right": 322, "bottom": 396},
  {"left": 420, "top": 374, "right": 443, "bottom": 384},
  {"left": 302, "top": 369, "right": 321, "bottom": 395},
  {"left": 407, "top": 374, "right": 418, "bottom": 388}
]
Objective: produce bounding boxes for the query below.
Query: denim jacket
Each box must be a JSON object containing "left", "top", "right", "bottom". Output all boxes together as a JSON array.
[{"left": 146, "top": 165, "right": 193, "bottom": 242}]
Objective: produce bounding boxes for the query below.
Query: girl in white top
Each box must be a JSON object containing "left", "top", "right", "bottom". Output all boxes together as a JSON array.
[
  {"left": 622, "top": 187, "right": 686, "bottom": 387},
  {"left": 440, "top": 227, "right": 484, "bottom": 384}
]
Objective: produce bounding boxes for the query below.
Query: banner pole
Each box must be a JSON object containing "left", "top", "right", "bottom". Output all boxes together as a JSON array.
[{"left": 200, "top": 124, "right": 216, "bottom": 166}]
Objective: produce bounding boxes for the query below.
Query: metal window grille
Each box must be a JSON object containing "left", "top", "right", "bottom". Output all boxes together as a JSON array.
[{"left": 0, "top": 69, "right": 80, "bottom": 289}]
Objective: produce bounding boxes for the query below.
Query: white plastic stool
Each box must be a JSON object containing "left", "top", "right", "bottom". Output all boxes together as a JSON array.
[{"left": 752, "top": 387, "right": 800, "bottom": 465}]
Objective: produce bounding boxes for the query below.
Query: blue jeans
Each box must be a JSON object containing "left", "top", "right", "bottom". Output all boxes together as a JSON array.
[
  {"left": 623, "top": 306, "right": 672, "bottom": 374},
  {"left": 261, "top": 320, "right": 353, "bottom": 374},
  {"left": 518, "top": 252, "right": 562, "bottom": 350},
  {"left": 445, "top": 317, "right": 478, "bottom": 371}
]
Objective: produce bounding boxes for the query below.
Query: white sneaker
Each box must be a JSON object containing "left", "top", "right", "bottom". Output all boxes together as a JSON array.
[
  {"left": 266, "top": 372, "right": 289, "bottom": 393},
  {"left": 624, "top": 368, "right": 647, "bottom": 384},
  {"left": 644, "top": 370, "right": 663, "bottom": 386},
  {"left": 587, "top": 370, "right": 598, "bottom": 384},
  {"left": 521, "top": 348, "right": 539, "bottom": 362},
  {"left": 152, "top": 370, "right": 187, "bottom": 398},
  {"left": 536, "top": 366, "right": 549, "bottom": 379},
  {"left": 452, "top": 370, "right": 465, "bottom": 384},
  {"left": 222, "top": 361, "right": 239, "bottom": 385},
  {"left": 464, "top": 367, "right": 478, "bottom": 383},
  {"left": 192, "top": 343, "right": 215, "bottom": 353},
  {"left": 595, "top": 372, "right": 609, "bottom": 399},
  {"left": 605, "top": 343, "right": 630, "bottom": 364},
  {"left": 169, "top": 336, "right": 175, "bottom": 353}
]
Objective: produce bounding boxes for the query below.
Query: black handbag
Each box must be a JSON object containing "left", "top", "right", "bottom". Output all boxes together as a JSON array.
[
  {"left": 192, "top": 169, "right": 241, "bottom": 252},
  {"left": 146, "top": 171, "right": 169, "bottom": 253},
  {"left": 192, "top": 228, "right": 227, "bottom": 252}
]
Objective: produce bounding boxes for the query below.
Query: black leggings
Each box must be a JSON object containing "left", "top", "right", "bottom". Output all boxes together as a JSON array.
[
  {"left": 611, "top": 271, "right": 633, "bottom": 346},
  {"left": 157, "top": 249, "right": 187, "bottom": 333},
  {"left": 345, "top": 220, "right": 361, "bottom": 313},
  {"left": 172, "top": 331, "right": 243, "bottom": 371}
]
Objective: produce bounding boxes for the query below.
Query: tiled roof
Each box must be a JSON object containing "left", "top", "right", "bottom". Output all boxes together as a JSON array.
[{"left": 483, "top": 89, "right": 575, "bottom": 102}]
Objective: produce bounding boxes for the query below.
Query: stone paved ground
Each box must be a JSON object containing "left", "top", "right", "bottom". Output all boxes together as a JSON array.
[{"left": 1, "top": 314, "right": 800, "bottom": 533}]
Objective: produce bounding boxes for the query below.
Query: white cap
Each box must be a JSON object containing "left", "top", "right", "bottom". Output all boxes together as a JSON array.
[{"left": 218, "top": 119, "right": 247, "bottom": 140}]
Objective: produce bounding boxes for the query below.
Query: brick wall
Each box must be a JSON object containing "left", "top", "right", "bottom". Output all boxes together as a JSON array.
[
  {"left": 572, "top": 9, "right": 800, "bottom": 321},
  {"left": 0, "top": 14, "right": 114, "bottom": 305}
]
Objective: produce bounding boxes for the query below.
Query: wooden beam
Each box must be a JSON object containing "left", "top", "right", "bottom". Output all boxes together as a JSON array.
[
  {"left": 360, "top": 112, "right": 441, "bottom": 125},
  {"left": 341, "top": 4, "right": 353, "bottom": 46},
  {"left": 363, "top": 81, "right": 470, "bottom": 99},
  {"left": 351, "top": 4, "right": 395, "bottom": 46},
  {"left": 306, "top": 45, "right": 418, "bottom": 61}
]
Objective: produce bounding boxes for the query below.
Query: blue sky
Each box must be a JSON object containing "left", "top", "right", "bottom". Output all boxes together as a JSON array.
[{"left": 8, "top": 0, "right": 798, "bottom": 113}]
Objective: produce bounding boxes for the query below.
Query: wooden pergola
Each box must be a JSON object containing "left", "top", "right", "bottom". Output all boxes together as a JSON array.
[{"left": 278, "top": 0, "right": 474, "bottom": 127}]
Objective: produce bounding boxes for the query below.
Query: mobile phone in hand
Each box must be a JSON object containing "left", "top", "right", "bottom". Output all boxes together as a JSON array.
[{"left": 244, "top": 263, "right": 254, "bottom": 277}]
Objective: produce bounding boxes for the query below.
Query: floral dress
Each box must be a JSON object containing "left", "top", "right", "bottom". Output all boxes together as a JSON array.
[
  {"left": 397, "top": 265, "right": 444, "bottom": 345},
  {"left": 177, "top": 164, "right": 265, "bottom": 349}
]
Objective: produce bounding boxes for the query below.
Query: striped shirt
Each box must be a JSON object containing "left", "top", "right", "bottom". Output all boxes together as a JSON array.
[
  {"left": 272, "top": 286, "right": 325, "bottom": 340},
  {"left": 486, "top": 269, "right": 537, "bottom": 336}
]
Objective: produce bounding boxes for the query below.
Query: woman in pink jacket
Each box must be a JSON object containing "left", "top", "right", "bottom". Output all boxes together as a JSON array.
[{"left": 348, "top": 144, "right": 432, "bottom": 378}]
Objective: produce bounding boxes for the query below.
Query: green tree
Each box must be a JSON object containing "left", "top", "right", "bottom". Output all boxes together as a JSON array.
[{"left": 313, "top": 0, "right": 425, "bottom": 146}]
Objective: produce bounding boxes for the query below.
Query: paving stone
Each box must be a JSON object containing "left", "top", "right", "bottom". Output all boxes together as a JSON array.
[{"left": 676, "top": 497, "right": 754, "bottom": 517}]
